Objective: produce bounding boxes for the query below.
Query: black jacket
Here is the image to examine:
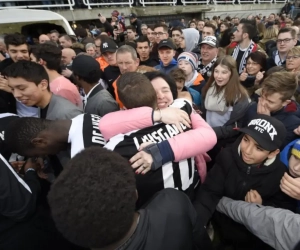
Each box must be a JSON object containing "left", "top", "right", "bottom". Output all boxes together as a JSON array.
[
  {"left": 0, "top": 58, "right": 16, "bottom": 114},
  {"left": 130, "top": 18, "right": 142, "bottom": 37},
  {"left": 195, "top": 136, "right": 296, "bottom": 226},
  {"left": 139, "top": 57, "right": 160, "bottom": 67},
  {"left": 102, "top": 65, "right": 120, "bottom": 98}
]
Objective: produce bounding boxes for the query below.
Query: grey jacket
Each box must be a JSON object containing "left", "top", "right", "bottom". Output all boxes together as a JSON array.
[
  {"left": 43, "top": 94, "right": 83, "bottom": 120},
  {"left": 217, "top": 197, "right": 300, "bottom": 250},
  {"left": 213, "top": 97, "right": 251, "bottom": 140},
  {"left": 85, "top": 85, "right": 119, "bottom": 117}
]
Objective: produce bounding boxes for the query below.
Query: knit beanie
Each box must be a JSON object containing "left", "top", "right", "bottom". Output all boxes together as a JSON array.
[
  {"left": 177, "top": 52, "right": 198, "bottom": 70},
  {"left": 291, "top": 139, "right": 300, "bottom": 159}
]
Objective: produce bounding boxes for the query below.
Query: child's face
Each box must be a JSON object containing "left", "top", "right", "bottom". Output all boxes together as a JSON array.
[
  {"left": 176, "top": 79, "right": 185, "bottom": 92},
  {"left": 289, "top": 155, "right": 300, "bottom": 177},
  {"left": 178, "top": 61, "right": 193, "bottom": 76},
  {"left": 261, "top": 91, "right": 290, "bottom": 113},
  {"left": 240, "top": 134, "right": 278, "bottom": 165}
]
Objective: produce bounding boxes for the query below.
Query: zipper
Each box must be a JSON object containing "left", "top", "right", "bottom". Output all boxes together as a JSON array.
[{"left": 246, "top": 166, "right": 251, "bottom": 175}]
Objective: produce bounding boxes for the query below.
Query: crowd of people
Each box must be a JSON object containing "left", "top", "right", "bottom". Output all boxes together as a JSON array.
[{"left": 1, "top": 8, "right": 300, "bottom": 250}]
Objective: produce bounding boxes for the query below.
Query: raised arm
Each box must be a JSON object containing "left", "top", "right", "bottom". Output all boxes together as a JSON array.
[{"left": 216, "top": 197, "right": 300, "bottom": 250}]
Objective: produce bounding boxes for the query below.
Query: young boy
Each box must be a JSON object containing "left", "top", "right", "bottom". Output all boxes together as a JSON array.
[
  {"left": 195, "top": 114, "right": 296, "bottom": 249},
  {"left": 177, "top": 51, "right": 206, "bottom": 96},
  {"left": 280, "top": 138, "right": 300, "bottom": 206},
  {"left": 170, "top": 68, "right": 201, "bottom": 106},
  {"left": 154, "top": 39, "right": 178, "bottom": 74},
  {"left": 246, "top": 71, "right": 300, "bottom": 148},
  {"left": 48, "top": 147, "right": 212, "bottom": 250}
]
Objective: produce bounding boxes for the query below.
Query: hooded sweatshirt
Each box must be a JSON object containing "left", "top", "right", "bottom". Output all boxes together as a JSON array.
[{"left": 182, "top": 28, "right": 200, "bottom": 52}]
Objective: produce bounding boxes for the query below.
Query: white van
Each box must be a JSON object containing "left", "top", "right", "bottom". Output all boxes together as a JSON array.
[{"left": 0, "top": 9, "right": 75, "bottom": 36}]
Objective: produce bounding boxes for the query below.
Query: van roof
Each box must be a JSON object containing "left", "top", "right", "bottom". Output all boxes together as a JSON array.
[{"left": 0, "top": 9, "right": 69, "bottom": 23}]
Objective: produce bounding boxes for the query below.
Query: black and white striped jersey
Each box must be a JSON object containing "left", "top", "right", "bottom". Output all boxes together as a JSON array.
[
  {"left": 105, "top": 99, "right": 199, "bottom": 207},
  {"left": 68, "top": 114, "right": 106, "bottom": 158}
]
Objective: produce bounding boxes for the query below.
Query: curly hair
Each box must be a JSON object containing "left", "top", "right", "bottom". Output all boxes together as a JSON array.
[
  {"left": 48, "top": 147, "right": 136, "bottom": 249},
  {"left": 4, "top": 117, "right": 51, "bottom": 155}
]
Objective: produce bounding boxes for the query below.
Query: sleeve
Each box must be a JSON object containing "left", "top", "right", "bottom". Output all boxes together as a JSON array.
[
  {"left": 216, "top": 197, "right": 300, "bottom": 250},
  {"left": 0, "top": 155, "right": 40, "bottom": 221},
  {"left": 98, "top": 107, "right": 153, "bottom": 140},
  {"left": 103, "top": 20, "right": 114, "bottom": 36},
  {"left": 213, "top": 98, "right": 249, "bottom": 139},
  {"left": 63, "top": 107, "right": 83, "bottom": 120},
  {"left": 169, "top": 112, "right": 216, "bottom": 162},
  {"left": 97, "top": 99, "right": 119, "bottom": 117},
  {"left": 193, "top": 154, "right": 228, "bottom": 225}
]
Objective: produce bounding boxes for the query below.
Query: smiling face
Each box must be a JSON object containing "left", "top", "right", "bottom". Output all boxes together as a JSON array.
[
  {"left": 213, "top": 64, "right": 231, "bottom": 87},
  {"left": 200, "top": 44, "right": 218, "bottom": 63},
  {"left": 151, "top": 77, "right": 173, "bottom": 109},
  {"left": 240, "top": 134, "right": 274, "bottom": 165},
  {"left": 7, "top": 44, "right": 29, "bottom": 63},
  {"left": 7, "top": 77, "right": 48, "bottom": 107},
  {"left": 246, "top": 57, "right": 262, "bottom": 75}
]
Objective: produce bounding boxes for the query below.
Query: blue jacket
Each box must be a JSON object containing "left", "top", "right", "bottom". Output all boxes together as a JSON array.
[
  {"left": 154, "top": 59, "right": 178, "bottom": 74},
  {"left": 245, "top": 101, "right": 300, "bottom": 149}
]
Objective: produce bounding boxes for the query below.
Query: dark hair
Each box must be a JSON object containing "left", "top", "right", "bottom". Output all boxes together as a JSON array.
[
  {"left": 3, "top": 60, "right": 49, "bottom": 89},
  {"left": 239, "top": 19, "right": 257, "bottom": 40},
  {"left": 59, "top": 34, "right": 72, "bottom": 42},
  {"left": 34, "top": 43, "right": 61, "bottom": 71},
  {"left": 126, "top": 25, "right": 136, "bottom": 33},
  {"left": 246, "top": 51, "right": 267, "bottom": 72},
  {"left": 219, "top": 28, "right": 235, "bottom": 48},
  {"left": 4, "top": 117, "right": 52, "bottom": 155},
  {"left": 147, "top": 24, "right": 155, "bottom": 31},
  {"left": 278, "top": 27, "right": 296, "bottom": 39},
  {"left": 50, "top": 29, "right": 59, "bottom": 35},
  {"left": 204, "top": 23, "right": 217, "bottom": 33},
  {"left": 48, "top": 147, "right": 137, "bottom": 248},
  {"left": 154, "top": 23, "right": 168, "bottom": 33},
  {"left": 136, "top": 35, "right": 150, "bottom": 46},
  {"left": 117, "top": 72, "right": 157, "bottom": 109},
  {"left": 74, "top": 28, "right": 87, "bottom": 38},
  {"left": 144, "top": 71, "right": 178, "bottom": 100},
  {"left": 172, "top": 27, "right": 183, "bottom": 34},
  {"left": 189, "top": 21, "right": 196, "bottom": 27},
  {"left": 4, "top": 33, "right": 28, "bottom": 49}
]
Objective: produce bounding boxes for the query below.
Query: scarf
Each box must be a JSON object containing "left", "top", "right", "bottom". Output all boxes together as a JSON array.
[
  {"left": 204, "top": 83, "right": 229, "bottom": 113},
  {"left": 185, "top": 71, "right": 198, "bottom": 88},
  {"left": 198, "top": 57, "right": 217, "bottom": 76},
  {"left": 274, "top": 50, "right": 284, "bottom": 66},
  {"left": 232, "top": 40, "right": 256, "bottom": 74}
]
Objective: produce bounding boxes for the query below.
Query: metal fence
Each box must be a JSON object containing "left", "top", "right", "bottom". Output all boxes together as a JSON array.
[{"left": 0, "top": 0, "right": 288, "bottom": 9}]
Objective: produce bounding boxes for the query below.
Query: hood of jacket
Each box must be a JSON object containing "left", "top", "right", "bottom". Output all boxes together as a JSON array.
[
  {"left": 280, "top": 139, "right": 299, "bottom": 167},
  {"left": 182, "top": 28, "right": 199, "bottom": 52}
]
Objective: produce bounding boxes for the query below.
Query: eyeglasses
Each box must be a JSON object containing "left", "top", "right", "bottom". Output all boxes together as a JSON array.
[
  {"left": 153, "top": 32, "right": 166, "bottom": 36},
  {"left": 286, "top": 55, "right": 300, "bottom": 60},
  {"left": 276, "top": 38, "right": 293, "bottom": 44}
]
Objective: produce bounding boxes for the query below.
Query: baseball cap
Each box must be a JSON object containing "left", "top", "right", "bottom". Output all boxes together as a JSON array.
[
  {"left": 158, "top": 39, "right": 176, "bottom": 50},
  {"left": 72, "top": 55, "right": 101, "bottom": 78},
  {"left": 100, "top": 39, "right": 118, "bottom": 53},
  {"left": 129, "top": 13, "right": 137, "bottom": 19},
  {"left": 111, "top": 10, "right": 119, "bottom": 17},
  {"left": 200, "top": 36, "right": 218, "bottom": 47},
  {"left": 239, "top": 114, "right": 286, "bottom": 151}
]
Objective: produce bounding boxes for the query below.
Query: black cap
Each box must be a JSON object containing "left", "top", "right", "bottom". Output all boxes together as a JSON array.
[
  {"left": 100, "top": 39, "right": 118, "bottom": 53},
  {"left": 72, "top": 55, "right": 100, "bottom": 78},
  {"left": 239, "top": 114, "right": 286, "bottom": 151},
  {"left": 129, "top": 13, "right": 137, "bottom": 19},
  {"left": 158, "top": 39, "right": 176, "bottom": 50}
]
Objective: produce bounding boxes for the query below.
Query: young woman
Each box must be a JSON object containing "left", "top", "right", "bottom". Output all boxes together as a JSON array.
[
  {"left": 202, "top": 55, "right": 250, "bottom": 141},
  {"left": 239, "top": 51, "right": 267, "bottom": 96},
  {"left": 286, "top": 46, "right": 300, "bottom": 73},
  {"left": 99, "top": 71, "right": 217, "bottom": 182}
]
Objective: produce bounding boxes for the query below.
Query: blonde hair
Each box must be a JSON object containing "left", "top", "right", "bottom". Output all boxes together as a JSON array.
[
  {"left": 263, "top": 26, "right": 278, "bottom": 40},
  {"left": 262, "top": 72, "right": 298, "bottom": 101},
  {"left": 287, "top": 46, "right": 300, "bottom": 56}
]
